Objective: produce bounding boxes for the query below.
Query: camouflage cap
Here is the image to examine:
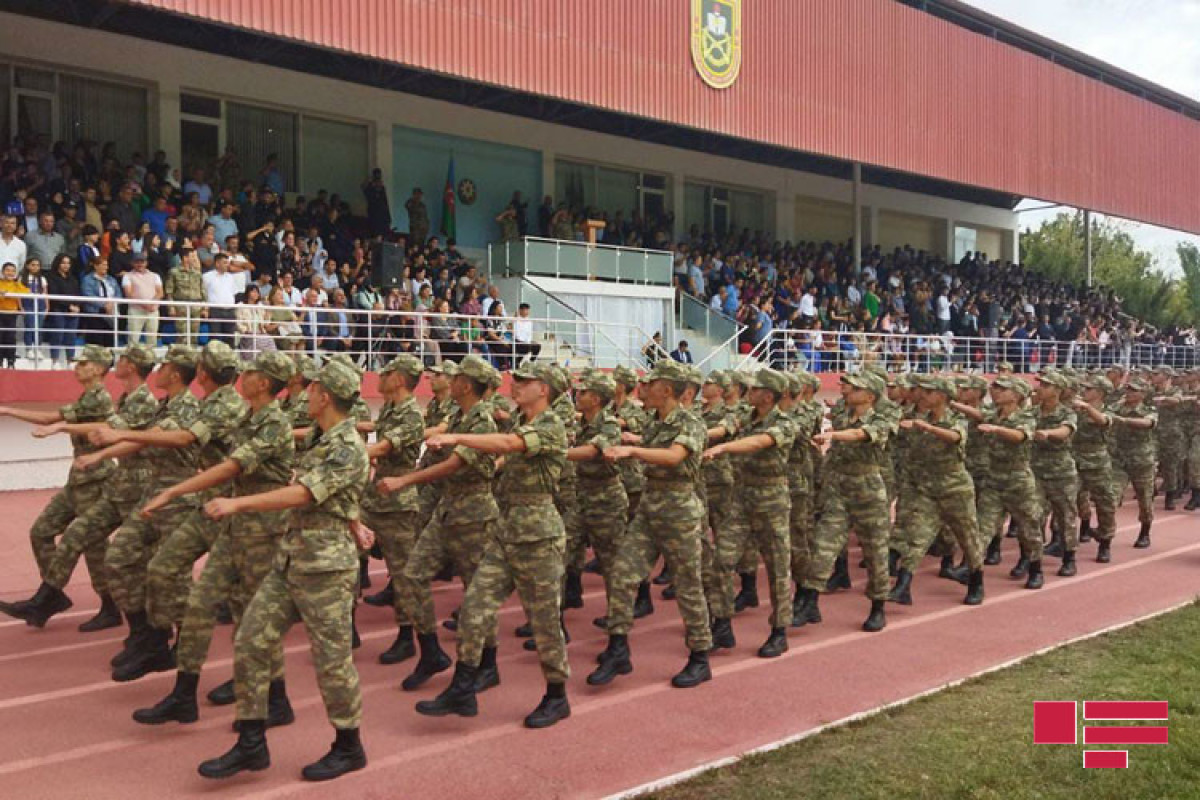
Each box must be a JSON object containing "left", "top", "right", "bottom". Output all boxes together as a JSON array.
[
  {"left": 164, "top": 344, "right": 199, "bottom": 371},
  {"left": 648, "top": 359, "right": 691, "bottom": 383},
  {"left": 996, "top": 360, "right": 1015, "bottom": 373},
  {"left": 916, "top": 374, "right": 956, "bottom": 397},
  {"left": 794, "top": 370, "right": 821, "bottom": 390},
  {"left": 1105, "top": 363, "right": 1128, "bottom": 374},
  {"left": 842, "top": 371, "right": 886, "bottom": 397},
  {"left": 329, "top": 353, "right": 365, "bottom": 378},
  {"left": 785, "top": 371, "right": 805, "bottom": 395},
  {"left": 379, "top": 353, "right": 424, "bottom": 380},
  {"left": 314, "top": 357, "right": 362, "bottom": 401},
  {"left": 960, "top": 374, "right": 989, "bottom": 393},
  {"left": 579, "top": 371, "right": 617, "bottom": 400},
  {"left": 199, "top": 340, "right": 238, "bottom": 374},
  {"left": 682, "top": 364, "right": 704, "bottom": 387},
  {"left": 292, "top": 353, "right": 318, "bottom": 381},
  {"left": 246, "top": 350, "right": 297, "bottom": 384},
  {"left": 704, "top": 369, "right": 730, "bottom": 388},
  {"left": 512, "top": 361, "right": 569, "bottom": 394},
  {"left": 456, "top": 354, "right": 498, "bottom": 386},
  {"left": 1083, "top": 375, "right": 1114, "bottom": 394},
  {"left": 1037, "top": 370, "right": 1072, "bottom": 391},
  {"left": 486, "top": 369, "right": 504, "bottom": 389},
  {"left": 120, "top": 343, "right": 157, "bottom": 368},
  {"left": 753, "top": 368, "right": 789, "bottom": 394},
  {"left": 73, "top": 343, "right": 113, "bottom": 367},
  {"left": 1125, "top": 378, "right": 1153, "bottom": 394},
  {"left": 731, "top": 370, "right": 755, "bottom": 390},
  {"left": 612, "top": 365, "right": 640, "bottom": 389},
  {"left": 992, "top": 374, "right": 1031, "bottom": 398}
]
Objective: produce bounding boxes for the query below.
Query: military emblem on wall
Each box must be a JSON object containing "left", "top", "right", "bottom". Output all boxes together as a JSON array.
[
  {"left": 691, "top": 0, "right": 742, "bottom": 89},
  {"left": 457, "top": 178, "right": 477, "bottom": 205}
]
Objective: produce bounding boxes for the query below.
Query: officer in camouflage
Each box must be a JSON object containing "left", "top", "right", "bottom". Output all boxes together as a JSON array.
[{"left": 198, "top": 357, "right": 371, "bottom": 782}]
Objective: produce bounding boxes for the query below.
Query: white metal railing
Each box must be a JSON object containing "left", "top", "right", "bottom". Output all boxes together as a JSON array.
[
  {"left": 489, "top": 237, "right": 674, "bottom": 286},
  {"left": 0, "top": 292, "right": 653, "bottom": 371},
  {"left": 737, "top": 327, "right": 1200, "bottom": 374}
]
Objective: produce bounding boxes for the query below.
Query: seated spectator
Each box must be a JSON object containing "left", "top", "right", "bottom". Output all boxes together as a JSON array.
[
  {"left": 317, "top": 288, "right": 355, "bottom": 356},
  {"left": 427, "top": 297, "right": 465, "bottom": 363}
]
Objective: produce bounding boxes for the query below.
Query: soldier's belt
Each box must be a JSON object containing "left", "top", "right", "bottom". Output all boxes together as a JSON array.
[
  {"left": 577, "top": 475, "right": 622, "bottom": 490},
  {"left": 502, "top": 491, "right": 555, "bottom": 504},
  {"left": 645, "top": 477, "right": 692, "bottom": 489},
  {"left": 829, "top": 463, "right": 880, "bottom": 477},
  {"left": 740, "top": 475, "right": 788, "bottom": 487}
]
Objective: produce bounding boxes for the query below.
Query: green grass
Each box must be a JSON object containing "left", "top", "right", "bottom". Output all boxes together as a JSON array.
[{"left": 644, "top": 600, "right": 1200, "bottom": 800}]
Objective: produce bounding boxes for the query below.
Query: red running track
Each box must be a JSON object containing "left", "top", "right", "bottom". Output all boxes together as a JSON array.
[{"left": 0, "top": 489, "right": 1196, "bottom": 800}]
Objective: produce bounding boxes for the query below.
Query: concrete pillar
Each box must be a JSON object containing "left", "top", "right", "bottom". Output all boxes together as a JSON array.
[
  {"left": 155, "top": 79, "right": 181, "bottom": 171},
  {"left": 1010, "top": 227, "right": 1021, "bottom": 263}
]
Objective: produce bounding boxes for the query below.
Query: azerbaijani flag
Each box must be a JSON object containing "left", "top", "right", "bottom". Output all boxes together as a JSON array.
[{"left": 441, "top": 154, "right": 456, "bottom": 240}]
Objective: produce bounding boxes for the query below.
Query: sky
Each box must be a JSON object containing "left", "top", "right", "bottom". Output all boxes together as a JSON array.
[{"left": 965, "top": 0, "right": 1200, "bottom": 275}]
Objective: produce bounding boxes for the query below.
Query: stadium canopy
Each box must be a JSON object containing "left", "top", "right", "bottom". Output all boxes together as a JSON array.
[{"left": 26, "top": 0, "right": 1200, "bottom": 234}]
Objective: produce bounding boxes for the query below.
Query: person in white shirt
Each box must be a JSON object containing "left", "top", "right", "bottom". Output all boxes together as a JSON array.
[
  {"left": 0, "top": 215, "right": 27, "bottom": 271},
  {"left": 512, "top": 302, "right": 540, "bottom": 364},
  {"left": 798, "top": 286, "right": 817, "bottom": 320},
  {"left": 936, "top": 290, "right": 951, "bottom": 333},
  {"left": 201, "top": 253, "right": 240, "bottom": 344},
  {"left": 278, "top": 271, "right": 304, "bottom": 307}
]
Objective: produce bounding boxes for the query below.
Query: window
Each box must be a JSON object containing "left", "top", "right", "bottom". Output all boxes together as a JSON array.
[
  {"left": 300, "top": 116, "right": 369, "bottom": 211},
  {"left": 58, "top": 75, "right": 148, "bottom": 163},
  {"left": 225, "top": 101, "right": 297, "bottom": 193},
  {"left": 555, "top": 158, "right": 670, "bottom": 219},
  {"left": 684, "top": 180, "right": 767, "bottom": 237}
]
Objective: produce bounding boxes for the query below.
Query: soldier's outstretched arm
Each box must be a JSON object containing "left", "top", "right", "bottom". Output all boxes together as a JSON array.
[
  {"left": 0, "top": 406, "right": 64, "bottom": 426},
  {"left": 93, "top": 427, "right": 196, "bottom": 449},
  {"left": 428, "top": 432, "right": 523, "bottom": 455},
  {"left": 377, "top": 452, "right": 465, "bottom": 493},
  {"left": 143, "top": 458, "right": 243, "bottom": 517},
  {"left": 949, "top": 401, "right": 984, "bottom": 422},
  {"left": 32, "top": 420, "right": 107, "bottom": 438},
  {"left": 705, "top": 433, "right": 774, "bottom": 459},
  {"left": 205, "top": 484, "right": 314, "bottom": 519},
  {"left": 77, "top": 439, "right": 145, "bottom": 468},
  {"left": 606, "top": 442, "right": 688, "bottom": 467}
]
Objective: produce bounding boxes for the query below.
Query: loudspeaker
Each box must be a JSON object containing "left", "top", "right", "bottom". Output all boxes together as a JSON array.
[{"left": 370, "top": 242, "right": 406, "bottom": 289}]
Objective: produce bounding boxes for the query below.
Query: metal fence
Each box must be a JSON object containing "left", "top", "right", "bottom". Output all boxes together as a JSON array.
[
  {"left": 0, "top": 292, "right": 654, "bottom": 371},
  {"left": 489, "top": 237, "right": 674, "bottom": 286},
  {"left": 738, "top": 328, "right": 1200, "bottom": 374}
]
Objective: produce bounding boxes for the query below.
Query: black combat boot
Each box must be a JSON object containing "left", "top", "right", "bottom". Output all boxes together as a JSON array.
[
  {"left": 825, "top": 553, "right": 852, "bottom": 591},
  {"left": 524, "top": 682, "right": 570, "bottom": 729},
  {"left": 1165, "top": 490, "right": 1178, "bottom": 511},
  {"left": 671, "top": 650, "right": 712, "bottom": 688},
  {"left": 1186, "top": 490, "right": 1200, "bottom": 511},
  {"left": 442, "top": 610, "right": 459, "bottom": 632},
  {"left": 197, "top": 720, "right": 269, "bottom": 779},
  {"left": 1025, "top": 559, "right": 1045, "bottom": 590},
  {"left": 1009, "top": 547, "right": 1030, "bottom": 579},
  {"left": 414, "top": 663, "right": 478, "bottom": 717},
  {"left": 887, "top": 548, "right": 900, "bottom": 577},
  {"left": 402, "top": 632, "right": 452, "bottom": 691},
  {"left": 862, "top": 600, "right": 887, "bottom": 632},
  {"left": 963, "top": 570, "right": 985, "bottom": 606},
  {"left": 1043, "top": 528, "right": 1065, "bottom": 559},
  {"left": 358, "top": 556, "right": 371, "bottom": 590},
  {"left": 112, "top": 625, "right": 174, "bottom": 682},
  {"left": 78, "top": 594, "right": 121, "bottom": 633},
  {"left": 984, "top": 536, "right": 1002, "bottom": 566},
  {"left": 587, "top": 635, "right": 632, "bottom": 685},
  {"left": 301, "top": 727, "right": 367, "bottom": 781},
  {"left": 563, "top": 569, "right": 584, "bottom": 609},
  {"left": 207, "top": 678, "right": 236, "bottom": 706},
  {"left": 633, "top": 581, "right": 655, "bottom": 619},
  {"left": 379, "top": 625, "right": 416, "bottom": 665},
  {"left": 662, "top": 583, "right": 676, "bottom": 600},
  {"left": 111, "top": 611, "right": 149, "bottom": 668},
  {"left": 364, "top": 583, "right": 395, "bottom": 607},
  {"left": 1057, "top": 550, "right": 1077, "bottom": 577},
  {"left": 710, "top": 617, "right": 735, "bottom": 650},
  {"left": 215, "top": 602, "right": 233, "bottom": 625},
  {"left": 887, "top": 569, "right": 913, "bottom": 605},
  {"left": 937, "top": 555, "right": 967, "bottom": 582},
  {"left": 757, "top": 627, "right": 788, "bottom": 658},
  {"left": 133, "top": 671, "right": 200, "bottom": 725},
  {"left": 1096, "top": 539, "right": 1112, "bottom": 563},
  {"left": 1134, "top": 522, "right": 1151, "bottom": 549},
  {"left": 351, "top": 607, "right": 361, "bottom": 649},
  {"left": 514, "top": 619, "right": 533, "bottom": 638},
  {"left": 1078, "top": 518, "right": 1093, "bottom": 543},
  {"left": 791, "top": 587, "right": 822, "bottom": 627},
  {"left": 3, "top": 583, "right": 73, "bottom": 627},
  {"left": 733, "top": 572, "right": 759, "bottom": 611},
  {"left": 267, "top": 678, "right": 295, "bottom": 728},
  {"left": 474, "top": 646, "right": 501, "bottom": 692},
  {"left": 591, "top": 615, "right": 608, "bottom": 630},
  {"left": 652, "top": 565, "right": 672, "bottom": 586}
]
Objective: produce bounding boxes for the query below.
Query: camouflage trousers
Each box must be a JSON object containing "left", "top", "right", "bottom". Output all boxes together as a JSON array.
[
  {"left": 576, "top": 478, "right": 629, "bottom": 597},
  {"left": 1188, "top": 431, "right": 1200, "bottom": 490},
  {"left": 415, "top": 483, "right": 443, "bottom": 536},
  {"left": 625, "top": 490, "right": 642, "bottom": 522},
  {"left": 145, "top": 506, "right": 222, "bottom": 630},
  {"left": 803, "top": 472, "right": 890, "bottom": 601},
  {"left": 1076, "top": 465, "right": 1118, "bottom": 543},
  {"left": 105, "top": 499, "right": 192, "bottom": 614},
  {"left": 177, "top": 514, "right": 286, "bottom": 678},
  {"left": 889, "top": 472, "right": 917, "bottom": 549},
  {"left": 1113, "top": 460, "right": 1155, "bottom": 526},
  {"left": 458, "top": 521, "right": 569, "bottom": 683},
  {"left": 43, "top": 492, "right": 136, "bottom": 591},
  {"left": 898, "top": 483, "right": 983, "bottom": 572},
  {"left": 1036, "top": 473, "right": 1080, "bottom": 552},
  {"left": 976, "top": 469, "right": 1043, "bottom": 562},
  {"left": 1158, "top": 434, "right": 1185, "bottom": 496},
  {"left": 400, "top": 513, "right": 495, "bottom": 638},
  {"left": 606, "top": 489, "right": 712, "bottom": 653},
  {"left": 788, "top": 489, "right": 815, "bottom": 588},
  {"left": 29, "top": 481, "right": 109, "bottom": 596},
  {"left": 361, "top": 508, "right": 419, "bottom": 627},
  {"left": 235, "top": 563, "right": 360, "bottom": 729},
  {"left": 558, "top": 477, "right": 586, "bottom": 573},
  {"left": 711, "top": 482, "right": 792, "bottom": 628},
  {"left": 700, "top": 481, "right": 733, "bottom": 612}
]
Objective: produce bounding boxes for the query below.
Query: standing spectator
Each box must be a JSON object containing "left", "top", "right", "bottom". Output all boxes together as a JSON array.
[
  {"left": 641, "top": 331, "right": 666, "bottom": 364},
  {"left": 537, "top": 195, "right": 554, "bottom": 237},
  {"left": 495, "top": 205, "right": 519, "bottom": 243},
  {"left": 105, "top": 183, "right": 138, "bottom": 235},
  {"left": 164, "top": 243, "right": 205, "bottom": 343},
  {"left": 0, "top": 215, "right": 27, "bottom": 271},
  {"left": 0, "top": 262, "right": 29, "bottom": 368},
  {"left": 77, "top": 224, "right": 101, "bottom": 274},
  {"left": 182, "top": 168, "right": 214, "bottom": 207},
  {"left": 46, "top": 254, "right": 81, "bottom": 365},
  {"left": 260, "top": 153, "right": 285, "bottom": 196},
  {"left": 405, "top": 188, "right": 429, "bottom": 248},
  {"left": 141, "top": 195, "right": 170, "bottom": 237},
  {"left": 670, "top": 340, "right": 694, "bottom": 364},
  {"left": 317, "top": 288, "right": 355, "bottom": 355},
  {"left": 201, "top": 253, "right": 239, "bottom": 344},
  {"left": 121, "top": 251, "right": 163, "bottom": 345},
  {"left": 208, "top": 200, "right": 239, "bottom": 246},
  {"left": 235, "top": 285, "right": 275, "bottom": 357},
  {"left": 214, "top": 146, "right": 242, "bottom": 192},
  {"left": 109, "top": 230, "right": 135, "bottom": 278},
  {"left": 510, "top": 191, "right": 529, "bottom": 237},
  {"left": 178, "top": 191, "right": 206, "bottom": 236},
  {"left": 80, "top": 258, "right": 121, "bottom": 345},
  {"left": 362, "top": 168, "right": 391, "bottom": 237},
  {"left": 513, "top": 302, "right": 541, "bottom": 363},
  {"left": 19, "top": 257, "right": 48, "bottom": 360},
  {"left": 56, "top": 202, "right": 84, "bottom": 255},
  {"left": 25, "top": 212, "right": 66, "bottom": 268}
]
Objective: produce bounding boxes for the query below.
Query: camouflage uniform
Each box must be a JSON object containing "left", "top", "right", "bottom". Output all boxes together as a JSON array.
[
  {"left": 1073, "top": 382, "right": 1118, "bottom": 544},
  {"left": 606, "top": 377, "right": 712, "bottom": 653},
  {"left": 176, "top": 377, "right": 295, "bottom": 679},
  {"left": 146, "top": 366, "right": 249, "bottom": 630},
  {"left": 1032, "top": 396, "right": 1079, "bottom": 552},
  {"left": 1155, "top": 382, "right": 1185, "bottom": 499},
  {"left": 612, "top": 380, "right": 647, "bottom": 520},
  {"left": 400, "top": 387, "right": 498, "bottom": 637},
  {"left": 234, "top": 360, "right": 370, "bottom": 729},
  {"left": 786, "top": 376, "right": 823, "bottom": 586},
  {"left": 416, "top": 390, "right": 455, "bottom": 532},
  {"left": 164, "top": 262, "right": 204, "bottom": 344},
  {"left": 975, "top": 385, "right": 1044, "bottom": 563},
  {"left": 553, "top": 389, "right": 585, "bottom": 573},
  {"left": 573, "top": 381, "right": 628, "bottom": 591},
  {"left": 360, "top": 358, "right": 425, "bottom": 628},
  {"left": 699, "top": 389, "right": 737, "bottom": 612},
  {"left": 1112, "top": 389, "right": 1158, "bottom": 526},
  {"left": 28, "top": 353, "right": 116, "bottom": 598},
  {"left": 802, "top": 381, "right": 893, "bottom": 602},
  {"left": 458, "top": 398, "right": 569, "bottom": 683}
]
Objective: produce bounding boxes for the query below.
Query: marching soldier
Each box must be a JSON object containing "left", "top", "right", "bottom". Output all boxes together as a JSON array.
[
  {"left": 1071, "top": 374, "right": 1119, "bottom": 562},
  {"left": 1032, "top": 371, "right": 1081, "bottom": 577},
  {"left": 1111, "top": 377, "right": 1158, "bottom": 549}
]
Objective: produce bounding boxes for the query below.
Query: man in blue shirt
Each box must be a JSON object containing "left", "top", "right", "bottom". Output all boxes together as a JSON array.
[{"left": 207, "top": 201, "right": 239, "bottom": 247}]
